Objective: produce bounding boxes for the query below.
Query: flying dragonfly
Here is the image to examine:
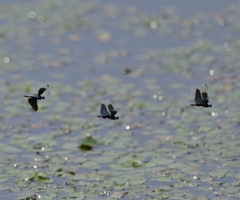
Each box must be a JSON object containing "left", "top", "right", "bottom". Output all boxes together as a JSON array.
[
  {"left": 24, "top": 85, "right": 49, "bottom": 111},
  {"left": 97, "top": 104, "right": 119, "bottom": 120},
  {"left": 190, "top": 84, "right": 212, "bottom": 107}
]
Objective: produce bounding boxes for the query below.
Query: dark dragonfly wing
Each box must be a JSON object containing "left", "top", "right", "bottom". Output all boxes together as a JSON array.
[
  {"left": 202, "top": 92, "right": 209, "bottom": 104},
  {"left": 202, "top": 92, "right": 208, "bottom": 100},
  {"left": 195, "top": 89, "right": 204, "bottom": 105},
  {"left": 28, "top": 98, "right": 38, "bottom": 111},
  {"left": 38, "top": 84, "right": 49, "bottom": 96},
  {"left": 202, "top": 85, "right": 209, "bottom": 104},
  {"left": 100, "top": 104, "right": 110, "bottom": 117},
  {"left": 108, "top": 104, "right": 117, "bottom": 116}
]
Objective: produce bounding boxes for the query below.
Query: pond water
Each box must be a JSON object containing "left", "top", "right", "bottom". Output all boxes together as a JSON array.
[{"left": 0, "top": 0, "right": 240, "bottom": 199}]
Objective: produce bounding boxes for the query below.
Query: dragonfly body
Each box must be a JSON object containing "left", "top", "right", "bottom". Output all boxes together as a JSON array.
[
  {"left": 191, "top": 85, "right": 212, "bottom": 108},
  {"left": 24, "top": 94, "right": 45, "bottom": 100},
  {"left": 97, "top": 104, "right": 119, "bottom": 120},
  {"left": 24, "top": 85, "right": 49, "bottom": 111}
]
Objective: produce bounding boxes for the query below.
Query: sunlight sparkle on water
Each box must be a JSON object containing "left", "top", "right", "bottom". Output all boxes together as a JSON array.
[
  {"left": 50, "top": 90, "right": 55, "bottom": 95},
  {"left": 151, "top": 21, "right": 157, "bottom": 28},
  {"left": 37, "top": 16, "right": 45, "bottom": 23},
  {"left": 209, "top": 70, "right": 214, "bottom": 75},
  {"left": 223, "top": 42, "right": 229, "bottom": 48},
  {"left": 126, "top": 126, "right": 130, "bottom": 130},
  {"left": 153, "top": 95, "right": 163, "bottom": 100},
  {"left": 140, "top": 66, "right": 145, "bottom": 71},
  {"left": 4, "top": 57, "right": 10, "bottom": 64},
  {"left": 218, "top": 19, "right": 225, "bottom": 26},
  {"left": 28, "top": 11, "right": 37, "bottom": 18},
  {"left": 218, "top": 97, "right": 223, "bottom": 103},
  {"left": 194, "top": 20, "right": 200, "bottom": 27},
  {"left": 211, "top": 112, "right": 218, "bottom": 117}
]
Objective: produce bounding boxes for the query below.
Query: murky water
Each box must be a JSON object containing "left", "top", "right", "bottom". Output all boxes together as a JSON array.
[{"left": 0, "top": 1, "right": 240, "bottom": 199}]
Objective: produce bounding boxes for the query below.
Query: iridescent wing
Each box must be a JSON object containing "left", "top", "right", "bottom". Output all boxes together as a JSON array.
[
  {"left": 195, "top": 89, "right": 204, "bottom": 105},
  {"left": 100, "top": 104, "right": 110, "bottom": 117},
  {"left": 28, "top": 98, "right": 38, "bottom": 111},
  {"left": 108, "top": 104, "right": 117, "bottom": 116},
  {"left": 38, "top": 84, "right": 49, "bottom": 96}
]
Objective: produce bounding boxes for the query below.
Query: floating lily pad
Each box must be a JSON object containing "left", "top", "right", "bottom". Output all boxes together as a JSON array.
[{"left": 79, "top": 136, "right": 99, "bottom": 151}]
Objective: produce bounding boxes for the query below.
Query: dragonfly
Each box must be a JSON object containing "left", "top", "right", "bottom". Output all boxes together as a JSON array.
[
  {"left": 97, "top": 104, "right": 119, "bottom": 120},
  {"left": 191, "top": 84, "right": 212, "bottom": 107},
  {"left": 24, "top": 85, "right": 49, "bottom": 111}
]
